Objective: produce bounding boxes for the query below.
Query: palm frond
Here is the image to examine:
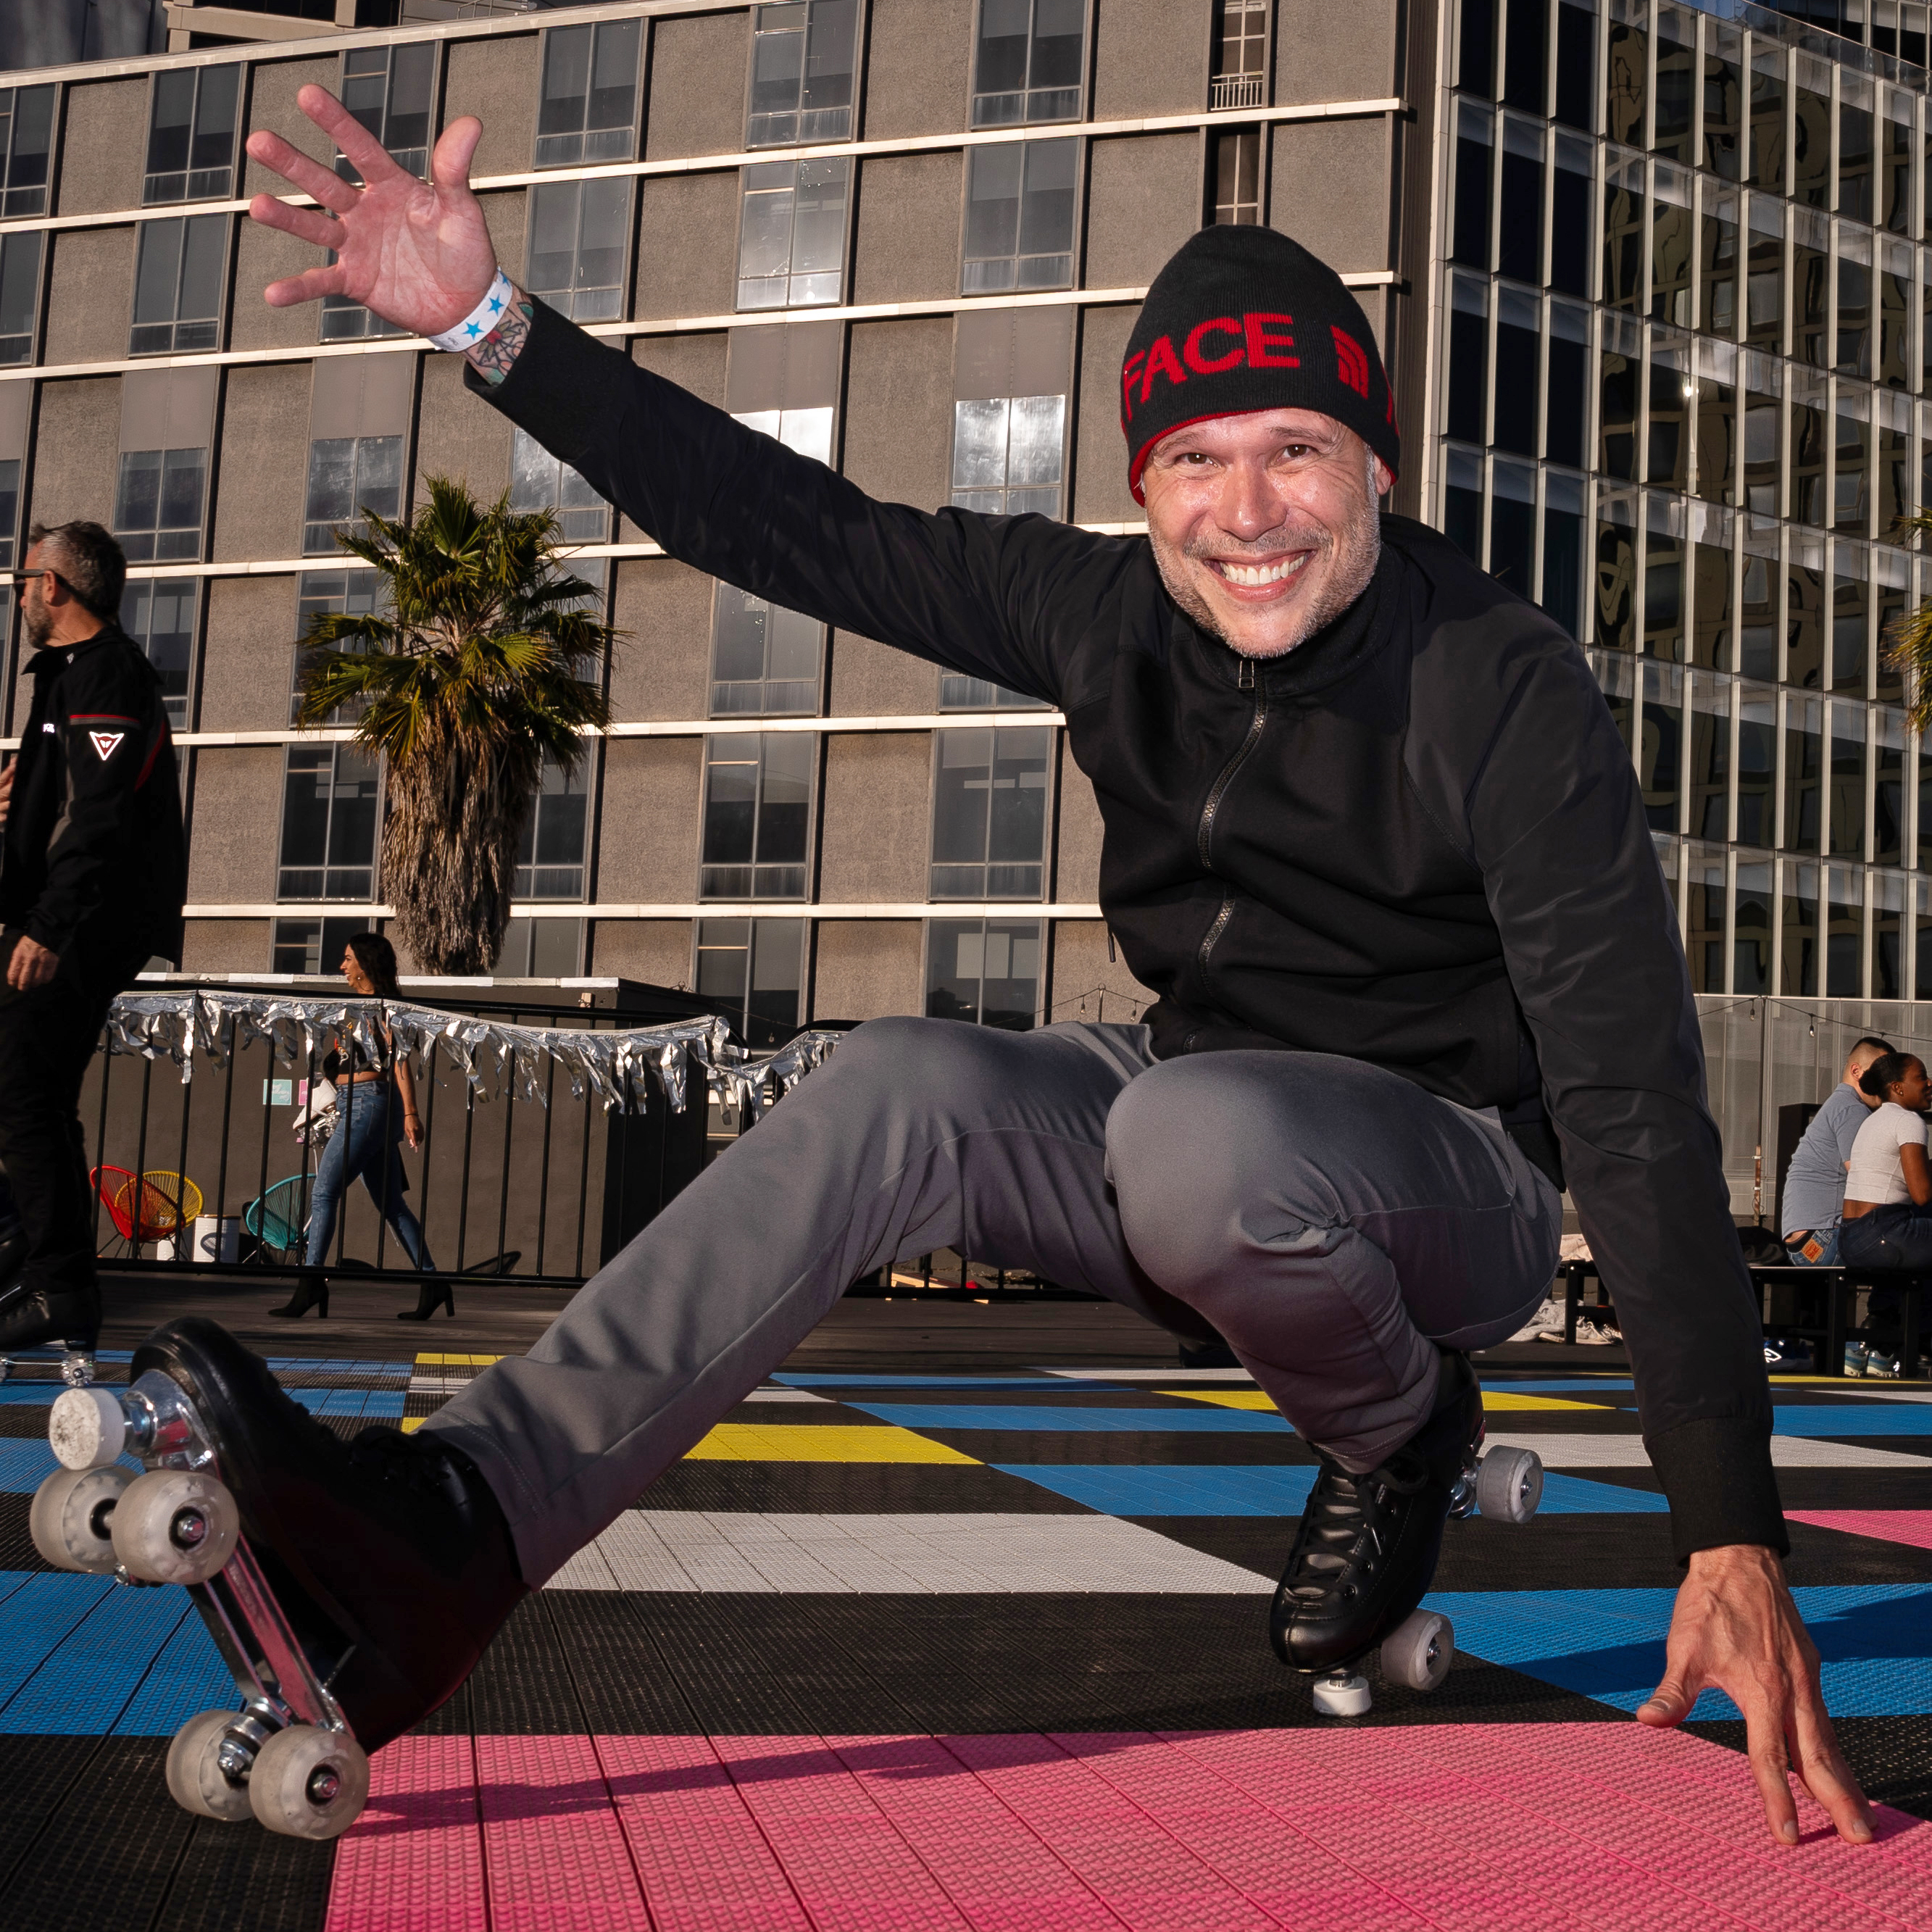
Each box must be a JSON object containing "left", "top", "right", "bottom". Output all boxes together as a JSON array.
[{"left": 1889, "top": 512, "right": 1932, "bottom": 733}]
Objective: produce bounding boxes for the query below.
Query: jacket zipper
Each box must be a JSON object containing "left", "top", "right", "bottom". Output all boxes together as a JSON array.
[{"left": 1194, "top": 656, "right": 1267, "bottom": 980}]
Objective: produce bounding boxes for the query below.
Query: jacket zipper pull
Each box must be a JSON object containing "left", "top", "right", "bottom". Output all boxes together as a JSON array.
[
  {"left": 1237, "top": 656, "right": 1254, "bottom": 691},
  {"left": 1107, "top": 928, "right": 1117, "bottom": 963}
]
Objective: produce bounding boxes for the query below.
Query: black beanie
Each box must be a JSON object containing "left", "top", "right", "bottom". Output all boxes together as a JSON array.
[{"left": 1120, "top": 225, "right": 1400, "bottom": 503}]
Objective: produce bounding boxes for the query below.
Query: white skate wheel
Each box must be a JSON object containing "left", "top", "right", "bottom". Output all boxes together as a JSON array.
[
  {"left": 109, "top": 1469, "right": 239, "bottom": 1586},
  {"left": 49, "top": 1386, "right": 125, "bottom": 1470},
  {"left": 29, "top": 1465, "right": 132, "bottom": 1573},
  {"left": 1380, "top": 1608, "right": 1454, "bottom": 1692},
  {"left": 1310, "top": 1670, "right": 1373, "bottom": 1717},
  {"left": 247, "top": 1725, "right": 370, "bottom": 1840},
  {"left": 60, "top": 1352, "right": 96, "bottom": 1388},
  {"left": 1475, "top": 1445, "right": 1543, "bottom": 1523},
  {"left": 166, "top": 1710, "right": 255, "bottom": 1823}
]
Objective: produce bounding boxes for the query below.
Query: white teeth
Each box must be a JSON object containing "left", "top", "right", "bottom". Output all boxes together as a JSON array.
[{"left": 1217, "top": 555, "right": 1306, "bottom": 588}]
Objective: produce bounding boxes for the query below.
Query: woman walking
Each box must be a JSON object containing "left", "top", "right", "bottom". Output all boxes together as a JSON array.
[
  {"left": 1835, "top": 1049, "right": 1931, "bottom": 1375},
  {"left": 273, "top": 933, "right": 451, "bottom": 1320}
]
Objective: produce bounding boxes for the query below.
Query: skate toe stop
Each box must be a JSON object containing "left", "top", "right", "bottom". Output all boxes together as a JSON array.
[{"left": 50, "top": 1387, "right": 124, "bottom": 1470}]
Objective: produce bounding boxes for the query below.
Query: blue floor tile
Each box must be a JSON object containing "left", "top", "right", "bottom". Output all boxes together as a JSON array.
[
  {"left": 0, "top": 1442, "right": 141, "bottom": 1495},
  {"left": 995, "top": 1465, "right": 1318, "bottom": 1515},
  {"left": 844, "top": 1403, "right": 1293, "bottom": 1433},
  {"left": 288, "top": 1388, "right": 405, "bottom": 1419},
  {"left": 775, "top": 1375, "right": 1125, "bottom": 1390},
  {"left": 1770, "top": 1404, "right": 1932, "bottom": 1437},
  {"left": 1429, "top": 1583, "right": 1932, "bottom": 1718}
]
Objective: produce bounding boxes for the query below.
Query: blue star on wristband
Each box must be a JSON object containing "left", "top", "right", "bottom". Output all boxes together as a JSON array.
[
  {"left": 488, "top": 296, "right": 503, "bottom": 314},
  {"left": 465, "top": 321, "right": 482, "bottom": 338}
]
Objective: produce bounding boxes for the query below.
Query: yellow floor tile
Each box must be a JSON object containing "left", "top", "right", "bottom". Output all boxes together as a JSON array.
[
  {"left": 415, "top": 1354, "right": 504, "bottom": 1367},
  {"left": 1480, "top": 1393, "right": 1609, "bottom": 1411},
  {"left": 1159, "top": 1390, "right": 1278, "bottom": 1410},
  {"left": 683, "top": 1423, "right": 979, "bottom": 1465},
  {"left": 400, "top": 1416, "right": 425, "bottom": 1433}
]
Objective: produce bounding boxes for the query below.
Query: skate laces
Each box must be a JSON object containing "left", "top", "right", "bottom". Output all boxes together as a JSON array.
[{"left": 1282, "top": 1457, "right": 1421, "bottom": 1600}]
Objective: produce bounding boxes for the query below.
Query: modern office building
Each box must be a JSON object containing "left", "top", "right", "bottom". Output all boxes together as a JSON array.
[{"left": 4, "top": 0, "right": 1932, "bottom": 1206}]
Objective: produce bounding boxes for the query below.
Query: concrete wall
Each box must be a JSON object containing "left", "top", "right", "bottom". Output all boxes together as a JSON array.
[
  {"left": 415, "top": 349, "right": 507, "bottom": 507},
  {"left": 610, "top": 558, "right": 712, "bottom": 721},
  {"left": 852, "top": 153, "right": 965, "bottom": 306},
  {"left": 444, "top": 31, "right": 541, "bottom": 178},
  {"left": 1085, "top": 133, "right": 1201, "bottom": 288},
  {"left": 180, "top": 918, "right": 269, "bottom": 973},
  {"left": 645, "top": 11, "right": 751, "bottom": 161},
  {"left": 185, "top": 746, "right": 283, "bottom": 903},
  {"left": 633, "top": 173, "right": 738, "bottom": 321},
  {"left": 596, "top": 737, "right": 703, "bottom": 902},
  {"left": 45, "top": 226, "right": 134, "bottom": 367},
  {"left": 1271, "top": 120, "right": 1393, "bottom": 272},
  {"left": 57, "top": 75, "right": 148, "bottom": 217},
  {"left": 1275, "top": 0, "right": 1399, "bottom": 106},
  {"left": 841, "top": 316, "right": 952, "bottom": 507},
  {"left": 812, "top": 920, "right": 923, "bottom": 1021},
  {"left": 864, "top": 0, "right": 973, "bottom": 138},
  {"left": 817, "top": 733, "right": 931, "bottom": 901},
  {"left": 212, "top": 362, "right": 310, "bottom": 563},
  {"left": 242, "top": 57, "right": 338, "bottom": 199},
  {"left": 1093, "top": 0, "right": 1215, "bottom": 120},
  {"left": 28, "top": 376, "right": 119, "bottom": 527},
  {"left": 589, "top": 918, "right": 693, "bottom": 986},
  {"left": 199, "top": 575, "right": 299, "bottom": 733},
  {"left": 827, "top": 630, "right": 938, "bottom": 715}
]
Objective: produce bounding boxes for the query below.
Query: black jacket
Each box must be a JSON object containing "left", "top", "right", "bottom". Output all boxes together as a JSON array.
[
  {"left": 1, "top": 623, "right": 186, "bottom": 975},
  {"left": 475, "top": 301, "right": 1781, "bottom": 1560}
]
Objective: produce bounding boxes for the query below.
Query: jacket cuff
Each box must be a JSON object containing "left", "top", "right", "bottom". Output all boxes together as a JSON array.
[
  {"left": 1646, "top": 1416, "right": 1789, "bottom": 1562},
  {"left": 462, "top": 297, "right": 623, "bottom": 456}
]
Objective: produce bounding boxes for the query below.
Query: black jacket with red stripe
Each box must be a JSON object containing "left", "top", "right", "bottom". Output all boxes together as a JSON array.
[{"left": 1, "top": 623, "right": 186, "bottom": 972}]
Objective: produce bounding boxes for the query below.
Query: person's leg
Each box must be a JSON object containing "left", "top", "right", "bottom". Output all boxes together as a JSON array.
[
  {"left": 362, "top": 1136, "right": 434, "bottom": 1270},
  {"left": 424, "top": 1017, "right": 1164, "bottom": 1582},
  {"left": 301, "top": 1110, "right": 353, "bottom": 1270},
  {"left": 1104, "top": 1051, "right": 1562, "bottom": 1473}
]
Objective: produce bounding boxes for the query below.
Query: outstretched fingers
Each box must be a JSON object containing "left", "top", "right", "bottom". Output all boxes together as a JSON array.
[
  {"left": 262, "top": 262, "right": 352, "bottom": 311},
  {"left": 293, "top": 83, "right": 407, "bottom": 189},
  {"left": 247, "top": 193, "right": 346, "bottom": 254},
  {"left": 242, "top": 129, "right": 360, "bottom": 215}
]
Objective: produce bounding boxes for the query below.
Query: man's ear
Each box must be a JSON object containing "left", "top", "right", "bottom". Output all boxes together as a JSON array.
[{"left": 1372, "top": 456, "right": 1394, "bottom": 498}]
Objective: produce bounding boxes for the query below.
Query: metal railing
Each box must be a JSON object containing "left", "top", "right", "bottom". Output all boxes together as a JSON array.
[{"left": 1209, "top": 73, "right": 1267, "bottom": 112}]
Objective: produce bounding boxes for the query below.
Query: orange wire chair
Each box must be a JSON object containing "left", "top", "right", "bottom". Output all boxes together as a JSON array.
[{"left": 91, "top": 1167, "right": 204, "bottom": 1257}]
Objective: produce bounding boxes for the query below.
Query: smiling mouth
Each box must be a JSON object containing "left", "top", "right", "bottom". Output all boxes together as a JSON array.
[{"left": 1209, "top": 554, "right": 1309, "bottom": 589}]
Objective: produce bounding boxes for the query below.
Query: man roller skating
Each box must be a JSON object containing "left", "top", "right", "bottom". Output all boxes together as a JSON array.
[{"left": 36, "top": 87, "right": 1871, "bottom": 1849}]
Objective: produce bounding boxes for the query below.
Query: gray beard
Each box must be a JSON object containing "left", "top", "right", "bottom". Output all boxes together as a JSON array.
[{"left": 1151, "top": 514, "right": 1382, "bottom": 658}]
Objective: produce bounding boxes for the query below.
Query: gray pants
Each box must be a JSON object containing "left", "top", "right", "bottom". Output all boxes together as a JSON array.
[{"left": 425, "top": 1018, "right": 1562, "bottom": 1585}]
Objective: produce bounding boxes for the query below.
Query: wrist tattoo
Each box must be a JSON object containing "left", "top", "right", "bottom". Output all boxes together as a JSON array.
[{"left": 464, "top": 283, "right": 534, "bottom": 387}]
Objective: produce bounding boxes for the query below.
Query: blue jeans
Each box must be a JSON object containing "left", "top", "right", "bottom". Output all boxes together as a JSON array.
[
  {"left": 304, "top": 1078, "right": 434, "bottom": 1270},
  {"left": 1783, "top": 1225, "right": 1841, "bottom": 1266}
]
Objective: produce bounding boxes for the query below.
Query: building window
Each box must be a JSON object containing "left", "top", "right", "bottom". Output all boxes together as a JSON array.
[
  {"left": 526, "top": 178, "right": 631, "bottom": 323},
  {"left": 278, "top": 745, "right": 380, "bottom": 902},
  {"left": 971, "top": 0, "right": 1085, "bottom": 128},
  {"left": 498, "top": 916, "right": 585, "bottom": 978},
  {"left": 700, "top": 733, "right": 812, "bottom": 899},
  {"left": 696, "top": 917, "right": 804, "bottom": 1036},
  {"left": 114, "top": 447, "right": 207, "bottom": 562},
  {"left": 1210, "top": 0, "right": 1268, "bottom": 111},
  {"left": 271, "top": 915, "right": 376, "bottom": 977},
  {"left": 0, "top": 86, "right": 54, "bottom": 218},
  {"left": 938, "top": 674, "right": 1050, "bottom": 708},
  {"left": 515, "top": 754, "right": 590, "bottom": 900},
  {"left": 536, "top": 17, "right": 642, "bottom": 167},
  {"left": 293, "top": 568, "right": 384, "bottom": 725},
  {"left": 749, "top": 0, "right": 860, "bottom": 146},
  {"left": 509, "top": 427, "right": 610, "bottom": 543},
  {"left": 962, "top": 139, "right": 1078, "bottom": 293},
  {"left": 711, "top": 585, "right": 823, "bottom": 716},
  {"left": 325, "top": 44, "right": 435, "bottom": 342},
  {"left": 1212, "top": 128, "right": 1262, "bottom": 225},
  {"left": 304, "top": 436, "right": 404, "bottom": 555},
  {"left": 950, "top": 394, "right": 1065, "bottom": 517},
  {"left": 737, "top": 158, "right": 850, "bottom": 310},
  {"left": 925, "top": 917, "right": 1041, "bottom": 1029},
  {"left": 120, "top": 579, "right": 197, "bottom": 729},
  {"left": 0, "top": 231, "right": 40, "bottom": 365},
  {"left": 0, "top": 457, "right": 18, "bottom": 570},
  {"left": 130, "top": 215, "right": 227, "bottom": 354},
  {"left": 930, "top": 726, "right": 1051, "bottom": 899},
  {"left": 144, "top": 65, "right": 241, "bottom": 204}
]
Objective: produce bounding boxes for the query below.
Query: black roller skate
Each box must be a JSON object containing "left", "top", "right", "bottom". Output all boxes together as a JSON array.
[
  {"left": 1268, "top": 1352, "right": 1543, "bottom": 1716},
  {"left": 30, "top": 1317, "right": 525, "bottom": 1839},
  {"left": 0, "top": 1267, "right": 99, "bottom": 1389}
]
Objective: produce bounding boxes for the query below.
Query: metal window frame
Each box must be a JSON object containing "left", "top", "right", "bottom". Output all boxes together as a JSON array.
[
  {"left": 732, "top": 150, "right": 858, "bottom": 313},
  {"left": 918, "top": 912, "right": 1049, "bottom": 1029},
  {"left": 522, "top": 172, "right": 638, "bottom": 326},
  {"left": 127, "top": 209, "right": 233, "bottom": 357},
  {"left": 925, "top": 721, "right": 1057, "bottom": 903},
  {"left": 143, "top": 61, "right": 244, "bottom": 207},
  {"left": 273, "top": 738, "right": 385, "bottom": 905},
  {"left": 533, "top": 14, "right": 646, "bottom": 170},
  {"left": 740, "top": 0, "right": 870, "bottom": 151},
  {"left": 696, "top": 728, "right": 820, "bottom": 902},
  {"left": 966, "top": 0, "right": 1096, "bottom": 131},
  {"left": 956, "top": 133, "right": 1086, "bottom": 299}
]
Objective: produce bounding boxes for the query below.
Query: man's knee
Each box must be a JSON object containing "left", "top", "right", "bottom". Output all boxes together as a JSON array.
[{"left": 798, "top": 1015, "right": 1017, "bottom": 1120}]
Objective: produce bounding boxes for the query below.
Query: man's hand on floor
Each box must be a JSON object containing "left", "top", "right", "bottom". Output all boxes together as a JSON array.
[
  {"left": 1637, "top": 1542, "right": 1873, "bottom": 1847},
  {"left": 243, "top": 85, "right": 495, "bottom": 336}
]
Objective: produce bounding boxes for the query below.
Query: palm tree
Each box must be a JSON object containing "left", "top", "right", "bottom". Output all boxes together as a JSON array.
[
  {"left": 1889, "top": 512, "right": 1932, "bottom": 734},
  {"left": 296, "top": 475, "right": 615, "bottom": 975}
]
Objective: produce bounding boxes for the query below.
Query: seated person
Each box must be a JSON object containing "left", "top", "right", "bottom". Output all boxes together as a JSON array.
[
  {"left": 1781, "top": 1036, "right": 1892, "bottom": 1266},
  {"left": 1837, "top": 1052, "right": 1931, "bottom": 1376}
]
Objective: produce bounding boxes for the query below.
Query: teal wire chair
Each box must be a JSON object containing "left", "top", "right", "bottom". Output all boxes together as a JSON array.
[{"left": 243, "top": 1175, "right": 309, "bottom": 1263}]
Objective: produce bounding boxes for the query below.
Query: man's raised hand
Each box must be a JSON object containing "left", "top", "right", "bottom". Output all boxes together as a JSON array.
[{"left": 244, "top": 85, "right": 496, "bottom": 338}]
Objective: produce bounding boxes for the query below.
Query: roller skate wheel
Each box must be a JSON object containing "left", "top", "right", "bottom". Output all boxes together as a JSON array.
[
  {"left": 49, "top": 1386, "right": 126, "bottom": 1471},
  {"left": 247, "top": 1725, "right": 370, "bottom": 1840},
  {"left": 59, "top": 1352, "right": 96, "bottom": 1388},
  {"left": 109, "top": 1469, "right": 239, "bottom": 1586},
  {"left": 166, "top": 1710, "right": 256, "bottom": 1823},
  {"left": 1475, "top": 1445, "right": 1544, "bottom": 1524},
  {"left": 1380, "top": 1608, "right": 1455, "bottom": 1692},
  {"left": 1310, "top": 1670, "right": 1373, "bottom": 1717},
  {"left": 29, "top": 1465, "right": 132, "bottom": 1573}
]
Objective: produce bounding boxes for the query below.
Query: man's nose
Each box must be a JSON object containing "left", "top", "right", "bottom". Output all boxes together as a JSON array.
[{"left": 1215, "top": 459, "right": 1282, "bottom": 541}]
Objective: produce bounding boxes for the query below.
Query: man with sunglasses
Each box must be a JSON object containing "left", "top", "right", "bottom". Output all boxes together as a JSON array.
[{"left": 0, "top": 522, "right": 186, "bottom": 1363}]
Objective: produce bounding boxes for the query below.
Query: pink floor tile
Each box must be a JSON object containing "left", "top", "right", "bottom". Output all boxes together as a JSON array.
[
  {"left": 475, "top": 1733, "right": 653, "bottom": 1932},
  {"left": 824, "top": 1733, "right": 1124, "bottom": 1932},
  {"left": 597, "top": 1732, "right": 815, "bottom": 1932},
  {"left": 708, "top": 1733, "right": 974, "bottom": 1932},
  {"left": 1785, "top": 1510, "right": 1932, "bottom": 1553},
  {"left": 325, "top": 1734, "right": 486, "bottom": 1932}
]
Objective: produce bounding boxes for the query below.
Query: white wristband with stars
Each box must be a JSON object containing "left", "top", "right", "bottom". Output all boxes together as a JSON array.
[{"left": 427, "top": 267, "right": 513, "bottom": 352}]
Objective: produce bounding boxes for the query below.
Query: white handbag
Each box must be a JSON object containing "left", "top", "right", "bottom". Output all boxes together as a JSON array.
[{"left": 291, "top": 1078, "right": 340, "bottom": 1146}]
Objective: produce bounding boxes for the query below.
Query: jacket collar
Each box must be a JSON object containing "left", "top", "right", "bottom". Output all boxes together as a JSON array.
[{"left": 25, "top": 623, "right": 131, "bottom": 678}]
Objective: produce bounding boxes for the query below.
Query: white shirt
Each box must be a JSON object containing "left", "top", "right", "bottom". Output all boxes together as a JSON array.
[{"left": 1845, "top": 1102, "right": 1927, "bottom": 1207}]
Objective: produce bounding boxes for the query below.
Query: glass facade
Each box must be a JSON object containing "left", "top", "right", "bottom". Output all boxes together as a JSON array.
[{"left": 1442, "top": 0, "right": 1932, "bottom": 1002}]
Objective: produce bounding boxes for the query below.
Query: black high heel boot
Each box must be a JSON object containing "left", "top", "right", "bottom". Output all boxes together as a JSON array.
[
  {"left": 270, "top": 1269, "right": 328, "bottom": 1319},
  {"left": 396, "top": 1278, "right": 454, "bottom": 1322}
]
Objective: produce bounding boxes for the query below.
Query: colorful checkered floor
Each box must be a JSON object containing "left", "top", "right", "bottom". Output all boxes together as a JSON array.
[{"left": 1, "top": 1341, "right": 1930, "bottom": 1929}]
